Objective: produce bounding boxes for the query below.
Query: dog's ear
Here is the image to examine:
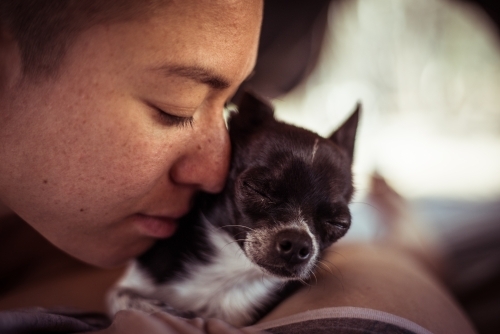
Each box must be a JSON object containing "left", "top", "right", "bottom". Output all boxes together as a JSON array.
[
  {"left": 328, "top": 103, "right": 361, "bottom": 162},
  {"left": 232, "top": 91, "right": 274, "bottom": 128}
]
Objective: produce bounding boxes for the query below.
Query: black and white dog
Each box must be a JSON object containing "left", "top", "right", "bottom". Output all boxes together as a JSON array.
[{"left": 108, "top": 93, "right": 360, "bottom": 327}]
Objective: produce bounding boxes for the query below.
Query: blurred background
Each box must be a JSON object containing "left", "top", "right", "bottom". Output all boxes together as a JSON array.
[{"left": 241, "top": 0, "right": 500, "bottom": 333}]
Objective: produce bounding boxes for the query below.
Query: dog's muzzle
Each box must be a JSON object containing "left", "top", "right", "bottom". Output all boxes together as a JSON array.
[{"left": 244, "top": 226, "right": 318, "bottom": 279}]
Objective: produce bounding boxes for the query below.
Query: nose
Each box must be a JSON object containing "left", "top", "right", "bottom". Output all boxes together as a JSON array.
[
  {"left": 170, "top": 109, "right": 230, "bottom": 193},
  {"left": 274, "top": 229, "right": 313, "bottom": 265}
]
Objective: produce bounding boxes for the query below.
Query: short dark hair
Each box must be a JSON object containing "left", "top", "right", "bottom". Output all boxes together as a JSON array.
[{"left": 0, "top": 0, "right": 164, "bottom": 80}]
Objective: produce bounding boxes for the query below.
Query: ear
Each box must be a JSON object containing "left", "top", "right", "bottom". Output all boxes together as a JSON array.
[
  {"left": 328, "top": 103, "right": 361, "bottom": 162},
  {"left": 232, "top": 91, "right": 275, "bottom": 127}
]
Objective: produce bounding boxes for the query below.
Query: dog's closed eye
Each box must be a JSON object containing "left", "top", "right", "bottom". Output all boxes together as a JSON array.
[
  {"left": 325, "top": 218, "right": 350, "bottom": 229},
  {"left": 329, "top": 206, "right": 351, "bottom": 227},
  {"left": 243, "top": 181, "right": 272, "bottom": 201},
  {"left": 316, "top": 203, "right": 351, "bottom": 242}
]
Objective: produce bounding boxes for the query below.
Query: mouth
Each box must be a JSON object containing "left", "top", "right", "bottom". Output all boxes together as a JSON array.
[
  {"left": 132, "top": 213, "right": 179, "bottom": 238},
  {"left": 257, "top": 261, "right": 314, "bottom": 280}
]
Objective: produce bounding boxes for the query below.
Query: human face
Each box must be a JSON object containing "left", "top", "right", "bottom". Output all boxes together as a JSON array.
[{"left": 0, "top": 0, "right": 262, "bottom": 267}]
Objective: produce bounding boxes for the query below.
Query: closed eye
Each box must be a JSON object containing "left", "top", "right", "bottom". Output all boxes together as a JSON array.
[
  {"left": 326, "top": 219, "right": 349, "bottom": 229},
  {"left": 157, "top": 109, "right": 194, "bottom": 128},
  {"left": 243, "top": 181, "right": 273, "bottom": 201},
  {"left": 325, "top": 211, "right": 351, "bottom": 229},
  {"left": 152, "top": 105, "right": 194, "bottom": 128}
]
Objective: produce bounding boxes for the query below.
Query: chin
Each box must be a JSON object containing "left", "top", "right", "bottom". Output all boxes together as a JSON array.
[{"left": 75, "top": 241, "right": 155, "bottom": 269}]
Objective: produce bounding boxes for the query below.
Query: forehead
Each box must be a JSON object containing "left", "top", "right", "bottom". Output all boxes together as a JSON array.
[
  {"left": 53, "top": 0, "right": 263, "bottom": 90},
  {"left": 144, "top": 0, "right": 262, "bottom": 80},
  {"left": 245, "top": 132, "right": 349, "bottom": 184}
]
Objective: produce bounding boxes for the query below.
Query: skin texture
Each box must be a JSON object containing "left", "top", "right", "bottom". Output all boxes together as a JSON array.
[{"left": 0, "top": 0, "right": 263, "bottom": 268}]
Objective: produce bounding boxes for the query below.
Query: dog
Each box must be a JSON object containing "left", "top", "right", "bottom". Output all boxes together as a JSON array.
[{"left": 108, "top": 92, "right": 360, "bottom": 327}]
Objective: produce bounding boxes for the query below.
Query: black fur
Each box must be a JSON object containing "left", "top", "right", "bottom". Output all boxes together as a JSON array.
[{"left": 137, "top": 204, "right": 215, "bottom": 284}]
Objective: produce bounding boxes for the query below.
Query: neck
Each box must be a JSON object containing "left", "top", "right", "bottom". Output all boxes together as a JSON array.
[{"left": 0, "top": 201, "right": 13, "bottom": 218}]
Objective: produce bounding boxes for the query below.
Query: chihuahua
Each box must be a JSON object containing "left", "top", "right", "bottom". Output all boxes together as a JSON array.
[{"left": 108, "top": 92, "right": 360, "bottom": 327}]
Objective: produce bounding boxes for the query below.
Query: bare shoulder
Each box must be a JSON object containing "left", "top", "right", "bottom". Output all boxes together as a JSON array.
[{"left": 257, "top": 242, "right": 477, "bottom": 334}]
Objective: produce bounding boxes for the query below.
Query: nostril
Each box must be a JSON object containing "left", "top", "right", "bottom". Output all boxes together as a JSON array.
[
  {"left": 278, "top": 240, "right": 293, "bottom": 253},
  {"left": 298, "top": 246, "right": 310, "bottom": 259},
  {"left": 274, "top": 230, "right": 314, "bottom": 265}
]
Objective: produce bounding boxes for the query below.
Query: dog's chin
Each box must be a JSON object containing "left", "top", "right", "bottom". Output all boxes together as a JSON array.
[{"left": 249, "top": 257, "right": 316, "bottom": 281}]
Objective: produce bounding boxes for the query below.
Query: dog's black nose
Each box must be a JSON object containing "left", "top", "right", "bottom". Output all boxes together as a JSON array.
[{"left": 275, "top": 230, "right": 312, "bottom": 265}]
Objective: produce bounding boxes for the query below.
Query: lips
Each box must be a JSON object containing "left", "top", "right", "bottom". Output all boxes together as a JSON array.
[{"left": 133, "top": 214, "right": 178, "bottom": 238}]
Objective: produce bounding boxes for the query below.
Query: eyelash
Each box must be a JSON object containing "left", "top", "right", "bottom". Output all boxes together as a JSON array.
[
  {"left": 155, "top": 107, "right": 194, "bottom": 128},
  {"left": 243, "top": 181, "right": 273, "bottom": 201},
  {"left": 153, "top": 100, "right": 232, "bottom": 128}
]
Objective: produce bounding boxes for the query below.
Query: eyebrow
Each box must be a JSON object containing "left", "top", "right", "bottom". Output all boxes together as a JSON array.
[{"left": 155, "top": 64, "right": 232, "bottom": 90}]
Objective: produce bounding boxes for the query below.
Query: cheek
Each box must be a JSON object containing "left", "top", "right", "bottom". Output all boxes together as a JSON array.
[
  {"left": 55, "top": 120, "right": 175, "bottom": 210},
  {"left": 8, "top": 100, "right": 178, "bottom": 222}
]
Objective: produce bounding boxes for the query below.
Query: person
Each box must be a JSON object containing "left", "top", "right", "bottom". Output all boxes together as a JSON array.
[{"left": 0, "top": 1, "right": 478, "bottom": 333}]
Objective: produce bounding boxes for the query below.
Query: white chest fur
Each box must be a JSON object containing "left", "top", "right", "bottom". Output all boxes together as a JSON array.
[{"left": 114, "top": 223, "right": 283, "bottom": 326}]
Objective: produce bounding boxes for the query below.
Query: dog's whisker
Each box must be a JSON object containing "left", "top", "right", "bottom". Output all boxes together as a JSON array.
[
  {"left": 220, "top": 239, "right": 252, "bottom": 252},
  {"left": 310, "top": 270, "right": 318, "bottom": 285},
  {"left": 296, "top": 276, "right": 313, "bottom": 288},
  {"left": 319, "top": 259, "right": 343, "bottom": 279},
  {"left": 317, "top": 259, "right": 334, "bottom": 272},
  {"left": 314, "top": 262, "right": 335, "bottom": 279},
  {"left": 313, "top": 262, "right": 326, "bottom": 275},
  {"left": 217, "top": 225, "right": 256, "bottom": 232},
  {"left": 322, "top": 250, "right": 346, "bottom": 260},
  {"left": 321, "top": 261, "right": 345, "bottom": 290},
  {"left": 222, "top": 239, "right": 251, "bottom": 247},
  {"left": 316, "top": 259, "right": 344, "bottom": 279},
  {"left": 317, "top": 262, "right": 344, "bottom": 290},
  {"left": 231, "top": 231, "right": 248, "bottom": 238},
  {"left": 316, "top": 260, "right": 335, "bottom": 276}
]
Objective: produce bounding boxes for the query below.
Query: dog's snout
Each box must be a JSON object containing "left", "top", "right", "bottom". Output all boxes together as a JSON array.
[{"left": 275, "top": 230, "right": 312, "bottom": 265}]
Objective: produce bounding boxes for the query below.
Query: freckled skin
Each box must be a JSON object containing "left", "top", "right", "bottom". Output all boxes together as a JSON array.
[{"left": 0, "top": 0, "right": 263, "bottom": 267}]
